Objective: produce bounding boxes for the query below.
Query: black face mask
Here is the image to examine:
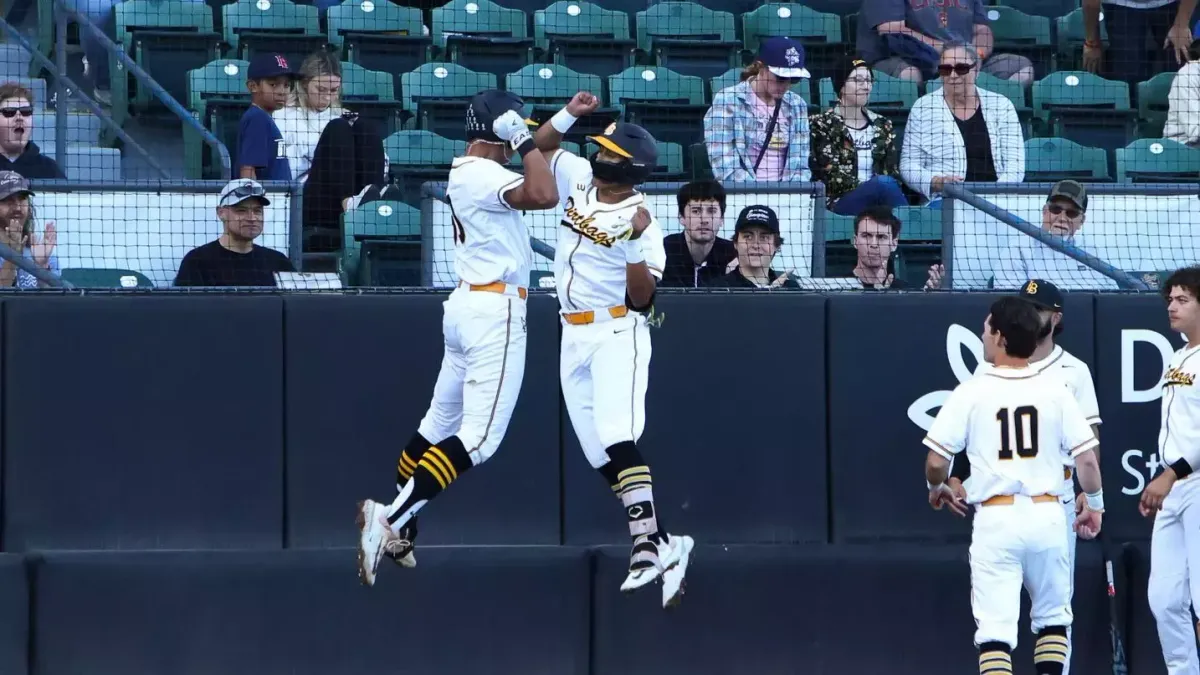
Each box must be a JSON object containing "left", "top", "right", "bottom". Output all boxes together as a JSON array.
[{"left": 590, "top": 156, "right": 632, "bottom": 185}]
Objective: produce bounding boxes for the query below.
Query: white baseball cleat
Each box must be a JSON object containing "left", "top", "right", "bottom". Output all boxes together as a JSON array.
[
  {"left": 355, "top": 499, "right": 392, "bottom": 586},
  {"left": 620, "top": 563, "right": 662, "bottom": 593},
  {"left": 660, "top": 534, "right": 694, "bottom": 609},
  {"left": 384, "top": 538, "right": 416, "bottom": 569}
]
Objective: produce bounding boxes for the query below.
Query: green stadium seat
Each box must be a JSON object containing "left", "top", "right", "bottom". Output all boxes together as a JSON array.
[
  {"left": 506, "top": 64, "right": 616, "bottom": 141},
  {"left": 534, "top": 1, "right": 636, "bottom": 77},
  {"left": 635, "top": 2, "right": 741, "bottom": 80},
  {"left": 1054, "top": 8, "right": 1108, "bottom": 71},
  {"left": 928, "top": 71, "right": 1032, "bottom": 136},
  {"left": 652, "top": 141, "right": 687, "bottom": 178},
  {"left": 185, "top": 59, "right": 251, "bottom": 179},
  {"left": 1023, "top": 137, "right": 1110, "bottom": 181},
  {"left": 819, "top": 70, "right": 918, "bottom": 134},
  {"left": 998, "top": 0, "right": 1078, "bottom": 19},
  {"left": 432, "top": 0, "right": 533, "bottom": 81},
  {"left": 710, "top": 67, "right": 812, "bottom": 107},
  {"left": 60, "top": 268, "right": 155, "bottom": 289},
  {"left": 339, "top": 61, "right": 403, "bottom": 136},
  {"left": 1031, "top": 71, "right": 1135, "bottom": 151},
  {"left": 608, "top": 66, "right": 707, "bottom": 147},
  {"left": 1137, "top": 71, "right": 1174, "bottom": 140},
  {"left": 222, "top": 0, "right": 325, "bottom": 65},
  {"left": 689, "top": 142, "right": 713, "bottom": 179},
  {"left": 1115, "top": 138, "right": 1200, "bottom": 183},
  {"left": 741, "top": 4, "right": 844, "bottom": 83},
  {"left": 112, "top": 0, "right": 221, "bottom": 124},
  {"left": 384, "top": 130, "right": 465, "bottom": 205},
  {"left": 980, "top": 6, "right": 1053, "bottom": 78},
  {"left": 400, "top": 63, "right": 497, "bottom": 141},
  {"left": 341, "top": 201, "right": 422, "bottom": 287},
  {"left": 326, "top": 1, "right": 431, "bottom": 93}
]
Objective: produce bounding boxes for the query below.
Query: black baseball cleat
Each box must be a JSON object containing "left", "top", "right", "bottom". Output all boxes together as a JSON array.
[{"left": 384, "top": 516, "right": 419, "bottom": 568}]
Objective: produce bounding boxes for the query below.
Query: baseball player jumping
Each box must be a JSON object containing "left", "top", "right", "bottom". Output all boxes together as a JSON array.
[
  {"left": 530, "top": 92, "right": 694, "bottom": 609},
  {"left": 925, "top": 297, "right": 1105, "bottom": 675},
  {"left": 1142, "top": 266, "right": 1200, "bottom": 675},
  {"left": 354, "top": 90, "right": 558, "bottom": 586},
  {"left": 941, "top": 280, "right": 1102, "bottom": 675}
]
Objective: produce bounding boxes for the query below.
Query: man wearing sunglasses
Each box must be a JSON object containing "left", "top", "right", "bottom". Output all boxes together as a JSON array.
[
  {"left": 992, "top": 180, "right": 1119, "bottom": 291},
  {"left": 0, "top": 82, "right": 64, "bottom": 180}
]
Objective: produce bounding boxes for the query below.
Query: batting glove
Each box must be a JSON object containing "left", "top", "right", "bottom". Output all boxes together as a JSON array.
[{"left": 492, "top": 110, "right": 533, "bottom": 149}]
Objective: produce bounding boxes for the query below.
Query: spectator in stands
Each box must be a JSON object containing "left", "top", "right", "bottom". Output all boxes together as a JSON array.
[
  {"left": 273, "top": 49, "right": 394, "bottom": 253},
  {"left": 900, "top": 43, "right": 1025, "bottom": 203},
  {"left": 174, "top": 179, "right": 295, "bottom": 287},
  {"left": 703, "top": 37, "right": 811, "bottom": 183},
  {"left": 707, "top": 205, "right": 799, "bottom": 289},
  {"left": 990, "top": 180, "right": 1118, "bottom": 290},
  {"left": 0, "top": 83, "right": 64, "bottom": 179},
  {"left": 1083, "top": 0, "right": 1194, "bottom": 83},
  {"left": 848, "top": 205, "right": 941, "bottom": 290},
  {"left": 1164, "top": 39, "right": 1200, "bottom": 147},
  {"left": 236, "top": 53, "right": 295, "bottom": 182},
  {"left": 809, "top": 58, "right": 907, "bottom": 216},
  {"left": 857, "top": 0, "right": 1034, "bottom": 86},
  {"left": 0, "top": 171, "right": 57, "bottom": 288},
  {"left": 661, "top": 180, "right": 737, "bottom": 287}
]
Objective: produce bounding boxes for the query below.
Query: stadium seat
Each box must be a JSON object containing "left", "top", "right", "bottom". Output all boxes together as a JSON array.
[
  {"left": 689, "top": 141, "right": 713, "bottom": 178},
  {"left": 39, "top": 145, "right": 124, "bottom": 181},
  {"left": 222, "top": 0, "right": 325, "bottom": 65},
  {"left": 384, "top": 130, "right": 464, "bottom": 205},
  {"left": 998, "top": 0, "right": 1078, "bottom": 19},
  {"left": 1137, "top": 71, "right": 1174, "bottom": 139},
  {"left": 400, "top": 63, "right": 497, "bottom": 141},
  {"left": 741, "top": 3, "right": 844, "bottom": 83},
  {"left": 1115, "top": 138, "right": 1200, "bottom": 183},
  {"left": 1054, "top": 8, "right": 1109, "bottom": 71},
  {"left": 326, "top": 0, "right": 431, "bottom": 94},
  {"left": 710, "top": 66, "right": 812, "bottom": 106},
  {"left": 928, "top": 71, "right": 1032, "bottom": 136},
  {"left": 111, "top": 0, "right": 221, "bottom": 124},
  {"left": 432, "top": 0, "right": 533, "bottom": 81},
  {"left": 341, "top": 200, "right": 421, "bottom": 286},
  {"left": 534, "top": 1, "right": 637, "bottom": 78},
  {"left": 652, "top": 141, "right": 687, "bottom": 178},
  {"left": 506, "top": 63, "right": 617, "bottom": 141},
  {"left": 1023, "top": 136, "right": 1111, "bottom": 181},
  {"left": 981, "top": 6, "right": 1053, "bottom": 78},
  {"left": 0, "top": 42, "right": 32, "bottom": 79},
  {"left": 608, "top": 66, "right": 707, "bottom": 147},
  {"left": 339, "top": 61, "right": 403, "bottom": 137},
  {"left": 29, "top": 112, "right": 101, "bottom": 146},
  {"left": 185, "top": 59, "right": 250, "bottom": 179},
  {"left": 635, "top": 2, "right": 741, "bottom": 80},
  {"left": 1031, "top": 71, "right": 1135, "bottom": 152},
  {"left": 60, "top": 268, "right": 155, "bottom": 289},
  {"left": 819, "top": 70, "right": 918, "bottom": 134}
]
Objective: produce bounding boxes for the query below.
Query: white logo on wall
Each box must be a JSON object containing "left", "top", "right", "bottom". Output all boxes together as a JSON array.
[{"left": 906, "top": 324, "right": 983, "bottom": 432}]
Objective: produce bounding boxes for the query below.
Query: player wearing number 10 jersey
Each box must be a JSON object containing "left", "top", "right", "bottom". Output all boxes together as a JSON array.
[{"left": 925, "top": 297, "right": 1105, "bottom": 675}]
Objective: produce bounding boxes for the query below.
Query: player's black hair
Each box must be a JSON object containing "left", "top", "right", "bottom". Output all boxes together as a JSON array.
[
  {"left": 988, "top": 297, "right": 1042, "bottom": 359},
  {"left": 1162, "top": 265, "right": 1200, "bottom": 302},
  {"left": 676, "top": 181, "right": 726, "bottom": 217},
  {"left": 853, "top": 206, "right": 901, "bottom": 238},
  {"left": 1035, "top": 310, "right": 1064, "bottom": 341}
]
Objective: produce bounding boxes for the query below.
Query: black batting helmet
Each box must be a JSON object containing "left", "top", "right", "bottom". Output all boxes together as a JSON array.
[
  {"left": 587, "top": 122, "right": 658, "bottom": 186},
  {"left": 465, "top": 89, "right": 536, "bottom": 143}
]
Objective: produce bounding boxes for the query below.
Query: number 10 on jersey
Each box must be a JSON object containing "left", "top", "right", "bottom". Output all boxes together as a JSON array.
[{"left": 997, "top": 406, "right": 1039, "bottom": 460}]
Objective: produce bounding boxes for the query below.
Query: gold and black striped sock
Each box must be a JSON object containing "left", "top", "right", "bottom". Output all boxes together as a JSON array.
[
  {"left": 1033, "top": 627, "right": 1069, "bottom": 675},
  {"left": 386, "top": 435, "right": 473, "bottom": 528},
  {"left": 396, "top": 433, "right": 431, "bottom": 489},
  {"left": 979, "top": 642, "right": 1013, "bottom": 675}
]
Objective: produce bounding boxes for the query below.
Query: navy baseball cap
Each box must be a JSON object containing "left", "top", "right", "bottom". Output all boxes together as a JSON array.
[
  {"left": 759, "top": 37, "right": 810, "bottom": 79},
  {"left": 1018, "top": 279, "right": 1064, "bottom": 311},
  {"left": 734, "top": 204, "right": 780, "bottom": 234},
  {"left": 247, "top": 52, "right": 295, "bottom": 80},
  {"left": 0, "top": 171, "right": 32, "bottom": 201}
]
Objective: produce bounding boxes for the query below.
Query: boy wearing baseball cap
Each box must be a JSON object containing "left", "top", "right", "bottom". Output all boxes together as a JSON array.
[
  {"left": 707, "top": 205, "right": 798, "bottom": 289},
  {"left": 236, "top": 53, "right": 295, "bottom": 182}
]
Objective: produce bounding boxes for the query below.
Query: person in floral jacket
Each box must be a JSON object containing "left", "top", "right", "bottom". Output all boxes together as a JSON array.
[{"left": 809, "top": 59, "right": 908, "bottom": 215}]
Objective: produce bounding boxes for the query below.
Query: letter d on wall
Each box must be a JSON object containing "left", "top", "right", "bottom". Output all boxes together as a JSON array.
[{"left": 1121, "top": 329, "right": 1177, "bottom": 403}]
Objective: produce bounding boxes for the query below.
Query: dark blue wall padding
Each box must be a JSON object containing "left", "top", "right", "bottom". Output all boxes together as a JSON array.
[
  {"left": 826, "top": 292, "right": 1095, "bottom": 543},
  {"left": 0, "top": 554, "right": 27, "bottom": 675},
  {"left": 3, "top": 296, "right": 285, "bottom": 551},
  {"left": 282, "top": 293, "right": 562, "bottom": 547},
  {"left": 32, "top": 547, "right": 590, "bottom": 675},
  {"left": 591, "top": 543, "right": 1112, "bottom": 675},
  {"left": 562, "top": 293, "right": 829, "bottom": 545}
]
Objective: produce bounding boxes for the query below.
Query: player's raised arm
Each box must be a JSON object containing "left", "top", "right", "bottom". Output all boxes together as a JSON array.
[
  {"left": 533, "top": 91, "right": 600, "bottom": 156},
  {"left": 492, "top": 110, "right": 559, "bottom": 211}
]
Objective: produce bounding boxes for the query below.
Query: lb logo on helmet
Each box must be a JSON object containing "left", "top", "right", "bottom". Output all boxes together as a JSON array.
[{"left": 603, "top": 122, "right": 617, "bottom": 135}]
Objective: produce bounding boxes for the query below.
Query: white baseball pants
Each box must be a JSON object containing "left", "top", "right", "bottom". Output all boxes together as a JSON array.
[
  {"left": 970, "top": 495, "right": 1073, "bottom": 649},
  {"left": 1149, "top": 476, "right": 1200, "bottom": 675},
  {"left": 560, "top": 312, "right": 651, "bottom": 469},
  {"left": 416, "top": 285, "right": 527, "bottom": 466},
  {"left": 1062, "top": 483, "right": 1077, "bottom": 675}
]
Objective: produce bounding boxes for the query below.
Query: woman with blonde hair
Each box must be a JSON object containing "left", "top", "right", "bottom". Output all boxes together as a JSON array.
[{"left": 273, "top": 48, "right": 394, "bottom": 255}]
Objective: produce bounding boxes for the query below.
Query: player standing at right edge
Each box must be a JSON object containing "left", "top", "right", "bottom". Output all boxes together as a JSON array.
[
  {"left": 530, "top": 92, "right": 694, "bottom": 608},
  {"left": 1142, "top": 266, "right": 1200, "bottom": 675},
  {"left": 925, "top": 297, "right": 1105, "bottom": 675}
]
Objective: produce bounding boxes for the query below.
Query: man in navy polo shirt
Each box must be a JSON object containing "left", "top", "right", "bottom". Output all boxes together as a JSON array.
[{"left": 237, "top": 53, "right": 294, "bottom": 181}]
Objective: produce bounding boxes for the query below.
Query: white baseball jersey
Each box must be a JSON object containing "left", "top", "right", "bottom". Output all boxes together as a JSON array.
[
  {"left": 445, "top": 156, "right": 531, "bottom": 288},
  {"left": 548, "top": 149, "right": 666, "bottom": 312},
  {"left": 925, "top": 365, "right": 1100, "bottom": 505},
  {"left": 1158, "top": 343, "right": 1200, "bottom": 467}
]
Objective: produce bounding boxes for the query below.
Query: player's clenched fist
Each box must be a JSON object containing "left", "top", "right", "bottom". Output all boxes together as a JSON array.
[
  {"left": 566, "top": 91, "right": 600, "bottom": 117},
  {"left": 492, "top": 109, "right": 531, "bottom": 143},
  {"left": 1074, "top": 505, "right": 1102, "bottom": 540},
  {"left": 627, "top": 206, "right": 652, "bottom": 240}
]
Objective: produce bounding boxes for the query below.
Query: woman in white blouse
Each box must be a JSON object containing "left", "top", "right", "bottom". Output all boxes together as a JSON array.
[
  {"left": 1164, "top": 40, "right": 1200, "bottom": 147},
  {"left": 273, "top": 49, "right": 392, "bottom": 253},
  {"left": 900, "top": 42, "right": 1025, "bottom": 202}
]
